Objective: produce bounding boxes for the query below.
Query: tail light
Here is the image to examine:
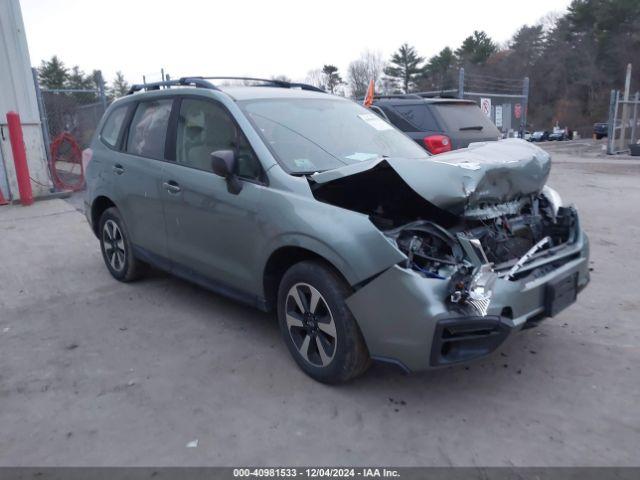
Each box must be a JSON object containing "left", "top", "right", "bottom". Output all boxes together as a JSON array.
[{"left": 423, "top": 135, "right": 452, "bottom": 154}]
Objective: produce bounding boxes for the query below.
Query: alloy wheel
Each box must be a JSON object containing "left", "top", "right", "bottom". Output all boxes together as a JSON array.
[
  {"left": 285, "top": 282, "right": 337, "bottom": 367},
  {"left": 102, "top": 219, "right": 126, "bottom": 272}
]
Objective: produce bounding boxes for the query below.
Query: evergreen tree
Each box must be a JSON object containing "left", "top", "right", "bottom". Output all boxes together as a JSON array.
[
  {"left": 322, "top": 65, "right": 343, "bottom": 93},
  {"left": 67, "top": 66, "right": 94, "bottom": 90},
  {"left": 424, "top": 47, "right": 456, "bottom": 91},
  {"left": 384, "top": 43, "right": 424, "bottom": 93},
  {"left": 110, "top": 71, "right": 131, "bottom": 98},
  {"left": 455, "top": 31, "right": 497, "bottom": 65},
  {"left": 510, "top": 25, "right": 545, "bottom": 66},
  {"left": 38, "top": 55, "right": 69, "bottom": 89}
]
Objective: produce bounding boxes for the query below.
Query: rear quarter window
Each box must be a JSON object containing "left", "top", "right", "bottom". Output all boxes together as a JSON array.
[
  {"left": 100, "top": 105, "right": 128, "bottom": 148},
  {"left": 392, "top": 104, "right": 439, "bottom": 131},
  {"left": 433, "top": 103, "right": 500, "bottom": 136}
]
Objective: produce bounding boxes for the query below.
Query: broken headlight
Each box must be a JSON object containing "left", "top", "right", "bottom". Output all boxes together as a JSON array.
[
  {"left": 542, "top": 186, "right": 563, "bottom": 215},
  {"left": 388, "top": 221, "right": 464, "bottom": 279}
]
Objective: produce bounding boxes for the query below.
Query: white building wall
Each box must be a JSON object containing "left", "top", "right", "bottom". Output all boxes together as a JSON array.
[{"left": 0, "top": 0, "right": 52, "bottom": 200}]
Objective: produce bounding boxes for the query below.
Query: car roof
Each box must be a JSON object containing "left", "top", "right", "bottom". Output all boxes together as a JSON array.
[
  {"left": 118, "top": 84, "right": 339, "bottom": 105},
  {"left": 121, "top": 77, "right": 335, "bottom": 103}
]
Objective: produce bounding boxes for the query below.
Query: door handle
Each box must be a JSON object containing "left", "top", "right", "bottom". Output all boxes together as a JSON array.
[
  {"left": 113, "top": 164, "right": 124, "bottom": 175},
  {"left": 163, "top": 181, "right": 182, "bottom": 194}
]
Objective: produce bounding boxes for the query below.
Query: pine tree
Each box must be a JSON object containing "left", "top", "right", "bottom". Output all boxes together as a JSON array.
[
  {"left": 384, "top": 43, "right": 424, "bottom": 93},
  {"left": 455, "top": 31, "right": 497, "bottom": 66},
  {"left": 322, "top": 65, "right": 343, "bottom": 93},
  {"left": 38, "top": 55, "right": 69, "bottom": 89},
  {"left": 424, "top": 47, "right": 456, "bottom": 91},
  {"left": 110, "top": 71, "right": 131, "bottom": 98},
  {"left": 67, "top": 66, "right": 94, "bottom": 90}
]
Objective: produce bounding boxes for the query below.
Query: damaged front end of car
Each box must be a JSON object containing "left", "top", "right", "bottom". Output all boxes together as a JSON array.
[{"left": 309, "top": 140, "right": 590, "bottom": 372}]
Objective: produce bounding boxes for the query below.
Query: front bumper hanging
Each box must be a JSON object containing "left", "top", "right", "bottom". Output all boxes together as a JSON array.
[{"left": 346, "top": 231, "right": 590, "bottom": 372}]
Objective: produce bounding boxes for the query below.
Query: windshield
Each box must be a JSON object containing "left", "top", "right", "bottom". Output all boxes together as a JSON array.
[{"left": 240, "top": 98, "right": 429, "bottom": 173}]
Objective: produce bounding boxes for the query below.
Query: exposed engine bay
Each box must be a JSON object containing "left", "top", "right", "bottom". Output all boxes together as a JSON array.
[
  {"left": 386, "top": 194, "right": 576, "bottom": 278},
  {"left": 316, "top": 183, "right": 577, "bottom": 316},
  {"left": 384, "top": 196, "right": 577, "bottom": 315},
  {"left": 308, "top": 140, "right": 579, "bottom": 317}
]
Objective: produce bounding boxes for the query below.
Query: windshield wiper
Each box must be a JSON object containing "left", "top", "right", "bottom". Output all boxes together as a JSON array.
[{"left": 459, "top": 125, "right": 484, "bottom": 131}]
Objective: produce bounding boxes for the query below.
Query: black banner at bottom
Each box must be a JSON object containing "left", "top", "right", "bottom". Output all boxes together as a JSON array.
[{"left": 0, "top": 467, "right": 638, "bottom": 480}]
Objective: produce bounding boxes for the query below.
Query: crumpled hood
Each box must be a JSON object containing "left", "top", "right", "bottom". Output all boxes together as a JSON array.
[{"left": 310, "top": 139, "right": 551, "bottom": 218}]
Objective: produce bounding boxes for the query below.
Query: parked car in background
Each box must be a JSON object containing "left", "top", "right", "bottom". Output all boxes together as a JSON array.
[
  {"left": 548, "top": 130, "right": 568, "bottom": 141},
  {"left": 85, "top": 77, "right": 590, "bottom": 383},
  {"left": 530, "top": 131, "right": 549, "bottom": 142},
  {"left": 593, "top": 122, "right": 608, "bottom": 139},
  {"left": 369, "top": 95, "right": 501, "bottom": 154}
]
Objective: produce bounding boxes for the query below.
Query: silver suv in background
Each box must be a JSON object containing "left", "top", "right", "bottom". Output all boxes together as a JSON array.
[{"left": 84, "top": 77, "right": 590, "bottom": 383}]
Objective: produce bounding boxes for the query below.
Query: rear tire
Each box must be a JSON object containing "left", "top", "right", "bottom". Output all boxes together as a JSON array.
[
  {"left": 277, "top": 260, "right": 370, "bottom": 383},
  {"left": 98, "top": 207, "right": 145, "bottom": 282}
]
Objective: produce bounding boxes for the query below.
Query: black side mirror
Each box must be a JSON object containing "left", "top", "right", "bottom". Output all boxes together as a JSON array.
[{"left": 210, "top": 150, "right": 242, "bottom": 194}]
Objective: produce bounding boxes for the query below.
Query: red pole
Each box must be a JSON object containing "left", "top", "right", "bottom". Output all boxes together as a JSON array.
[{"left": 6, "top": 111, "right": 33, "bottom": 206}]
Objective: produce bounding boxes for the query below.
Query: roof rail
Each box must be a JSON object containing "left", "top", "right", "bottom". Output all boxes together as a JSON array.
[
  {"left": 413, "top": 89, "right": 460, "bottom": 99},
  {"left": 127, "top": 76, "right": 326, "bottom": 95},
  {"left": 372, "top": 93, "right": 423, "bottom": 100},
  {"left": 201, "top": 76, "right": 325, "bottom": 93},
  {"left": 127, "top": 77, "right": 219, "bottom": 95}
]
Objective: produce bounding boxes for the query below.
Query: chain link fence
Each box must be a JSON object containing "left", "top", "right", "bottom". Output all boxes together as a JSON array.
[
  {"left": 606, "top": 89, "right": 640, "bottom": 155},
  {"left": 33, "top": 68, "right": 108, "bottom": 191}
]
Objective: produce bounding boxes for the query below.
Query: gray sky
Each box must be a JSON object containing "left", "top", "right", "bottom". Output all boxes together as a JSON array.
[{"left": 21, "top": 0, "right": 571, "bottom": 86}]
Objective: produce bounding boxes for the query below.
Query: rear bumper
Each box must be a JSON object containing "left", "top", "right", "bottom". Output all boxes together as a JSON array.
[{"left": 346, "top": 230, "right": 590, "bottom": 372}]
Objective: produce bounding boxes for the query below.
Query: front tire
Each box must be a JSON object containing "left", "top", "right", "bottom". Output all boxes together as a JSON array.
[
  {"left": 277, "top": 260, "right": 370, "bottom": 383},
  {"left": 98, "top": 207, "right": 145, "bottom": 282}
]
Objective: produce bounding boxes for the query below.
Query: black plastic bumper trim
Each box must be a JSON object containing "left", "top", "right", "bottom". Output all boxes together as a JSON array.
[{"left": 430, "top": 315, "right": 514, "bottom": 367}]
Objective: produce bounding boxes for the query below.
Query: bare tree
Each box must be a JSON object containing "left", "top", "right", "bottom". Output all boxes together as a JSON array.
[
  {"left": 362, "top": 50, "right": 385, "bottom": 86},
  {"left": 305, "top": 69, "right": 325, "bottom": 89},
  {"left": 347, "top": 60, "right": 369, "bottom": 98},
  {"left": 537, "top": 11, "right": 563, "bottom": 34},
  {"left": 347, "top": 50, "right": 385, "bottom": 98}
]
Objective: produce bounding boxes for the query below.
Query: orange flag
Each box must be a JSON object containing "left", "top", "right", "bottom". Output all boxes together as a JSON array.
[{"left": 363, "top": 79, "right": 375, "bottom": 108}]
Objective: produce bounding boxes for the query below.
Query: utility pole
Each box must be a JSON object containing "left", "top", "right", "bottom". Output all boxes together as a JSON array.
[
  {"left": 458, "top": 68, "right": 464, "bottom": 99},
  {"left": 619, "top": 63, "right": 632, "bottom": 151},
  {"left": 521, "top": 77, "right": 529, "bottom": 138}
]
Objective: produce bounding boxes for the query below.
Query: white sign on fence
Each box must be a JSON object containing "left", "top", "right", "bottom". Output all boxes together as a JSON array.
[
  {"left": 480, "top": 97, "right": 492, "bottom": 117},
  {"left": 495, "top": 105, "right": 503, "bottom": 128}
]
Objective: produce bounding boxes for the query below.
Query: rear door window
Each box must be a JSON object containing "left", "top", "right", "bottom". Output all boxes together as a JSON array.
[
  {"left": 100, "top": 105, "right": 128, "bottom": 148},
  {"left": 126, "top": 99, "right": 173, "bottom": 159},
  {"left": 392, "top": 104, "right": 439, "bottom": 131}
]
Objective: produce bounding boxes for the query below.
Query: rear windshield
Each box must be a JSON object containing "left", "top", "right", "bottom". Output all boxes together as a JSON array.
[{"left": 432, "top": 103, "right": 500, "bottom": 136}]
